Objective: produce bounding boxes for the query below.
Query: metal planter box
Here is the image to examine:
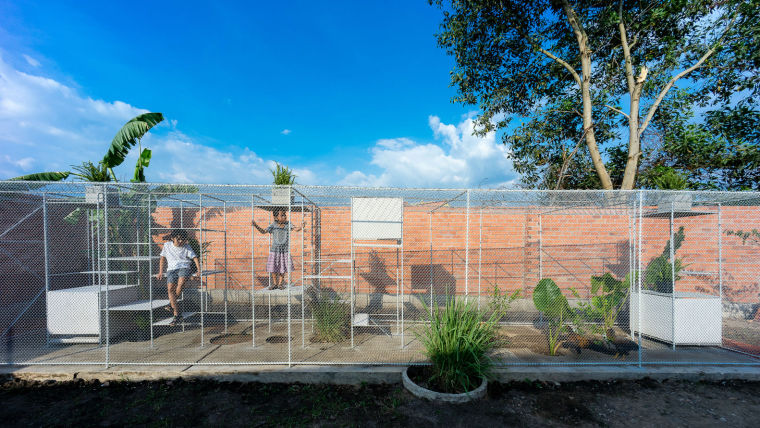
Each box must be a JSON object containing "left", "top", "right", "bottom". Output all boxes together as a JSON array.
[
  {"left": 629, "top": 290, "right": 721, "bottom": 345},
  {"left": 271, "top": 186, "right": 294, "bottom": 205}
]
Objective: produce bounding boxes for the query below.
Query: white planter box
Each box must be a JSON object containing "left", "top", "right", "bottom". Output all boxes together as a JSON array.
[
  {"left": 271, "top": 187, "right": 294, "bottom": 205},
  {"left": 629, "top": 290, "right": 721, "bottom": 345},
  {"left": 47, "top": 284, "right": 138, "bottom": 340},
  {"left": 84, "top": 185, "right": 120, "bottom": 206},
  {"left": 656, "top": 193, "right": 693, "bottom": 213}
]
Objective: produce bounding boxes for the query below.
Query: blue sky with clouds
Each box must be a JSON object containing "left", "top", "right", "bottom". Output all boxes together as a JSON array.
[{"left": 0, "top": 0, "right": 518, "bottom": 187}]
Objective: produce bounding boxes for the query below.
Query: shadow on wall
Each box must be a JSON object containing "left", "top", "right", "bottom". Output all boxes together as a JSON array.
[
  {"left": 360, "top": 251, "right": 397, "bottom": 313},
  {"left": 410, "top": 264, "right": 456, "bottom": 305}
]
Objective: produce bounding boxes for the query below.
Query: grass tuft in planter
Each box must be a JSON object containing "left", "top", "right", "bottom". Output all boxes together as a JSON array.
[{"left": 416, "top": 298, "right": 498, "bottom": 394}]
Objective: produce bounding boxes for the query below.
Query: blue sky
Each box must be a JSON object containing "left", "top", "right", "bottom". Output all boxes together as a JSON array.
[{"left": 0, "top": 0, "right": 518, "bottom": 187}]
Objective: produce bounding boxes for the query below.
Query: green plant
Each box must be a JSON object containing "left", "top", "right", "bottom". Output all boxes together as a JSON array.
[
  {"left": 649, "top": 166, "right": 689, "bottom": 190},
  {"left": 417, "top": 298, "right": 498, "bottom": 393},
  {"left": 271, "top": 162, "right": 296, "bottom": 185},
  {"left": 725, "top": 229, "right": 760, "bottom": 246},
  {"left": 310, "top": 291, "right": 350, "bottom": 342},
  {"left": 11, "top": 112, "right": 163, "bottom": 182},
  {"left": 71, "top": 161, "right": 112, "bottom": 182},
  {"left": 644, "top": 226, "right": 686, "bottom": 293},
  {"left": 533, "top": 278, "right": 570, "bottom": 356},
  {"left": 135, "top": 314, "right": 150, "bottom": 331},
  {"left": 487, "top": 285, "right": 520, "bottom": 321},
  {"left": 576, "top": 273, "right": 633, "bottom": 341}
]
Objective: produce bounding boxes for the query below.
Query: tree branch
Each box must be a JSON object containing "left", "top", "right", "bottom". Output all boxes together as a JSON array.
[
  {"left": 605, "top": 104, "right": 630, "bottom": 119},
  {"left": 639, "top": 13, "right": 737, "bottom": 136},
  {"left": 618, "top": 0, "right": 636, "bottom": 94}
]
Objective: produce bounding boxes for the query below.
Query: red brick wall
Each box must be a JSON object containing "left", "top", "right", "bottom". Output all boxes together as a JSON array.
[{"left": 151, "top": 205, "right": 760, "bottom": 303}]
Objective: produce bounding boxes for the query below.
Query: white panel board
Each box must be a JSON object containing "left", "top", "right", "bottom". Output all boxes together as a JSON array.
[{"left": 351, "top": 197, "right": 403, "bottom": 240}]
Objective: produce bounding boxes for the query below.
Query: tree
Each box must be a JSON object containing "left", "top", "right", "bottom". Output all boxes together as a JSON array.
[
  {"left": 10, "top": 112, "right": 164, "bottom": 182},
  {"left": 430, "top": 0, "right": 759, "bottom": 189}
]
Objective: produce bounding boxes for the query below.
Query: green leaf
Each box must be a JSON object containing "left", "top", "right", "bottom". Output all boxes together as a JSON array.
[
  {"left": 10, "top": 171, "right": 70, "bottom": 181},
  {"left": 131, "top": 148, "right": 152, "bottom": 183},
  {"left": 102, "top": 112, "right": 163, "bottom": 168},
  {"left": 532, "top": 278, "right": 568, "bottom": 319}
]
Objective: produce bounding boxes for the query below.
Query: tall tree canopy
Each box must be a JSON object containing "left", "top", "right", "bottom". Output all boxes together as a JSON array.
[{"left": 431, "top": 0, "right": 759, "bottom": 190}]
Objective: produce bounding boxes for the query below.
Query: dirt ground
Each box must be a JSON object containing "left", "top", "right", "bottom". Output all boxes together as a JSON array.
[{"left": 1, "top": 375, "right": 759, "bottom": 427}]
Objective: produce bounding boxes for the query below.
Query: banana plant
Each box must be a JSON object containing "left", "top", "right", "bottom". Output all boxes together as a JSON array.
[
  {"left": 9, "top": 112, "right": 163, "bottom": 182},
  {"left": 533, "top": 278, "right": 570, "bottom": 356}
]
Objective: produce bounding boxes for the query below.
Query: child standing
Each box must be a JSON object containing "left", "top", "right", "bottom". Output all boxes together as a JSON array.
[
  {"left": 253, "top": 208, "right": 303, "bottom": 290},
  {"left": 155, "top": 229, "right": 201, "bottom": 326}
]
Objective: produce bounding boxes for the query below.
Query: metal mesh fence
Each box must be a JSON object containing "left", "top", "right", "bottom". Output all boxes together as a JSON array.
[{"left": 1, "top": 182, "right": 758, "bottom": 366}]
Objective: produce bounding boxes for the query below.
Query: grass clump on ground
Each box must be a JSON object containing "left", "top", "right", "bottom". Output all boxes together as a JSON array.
[
  {"left": 417, "top": 298, "right": 498, "bottom": 393},
  {"left": 310, "top": 291, "right": 350, "bottom": 342}
]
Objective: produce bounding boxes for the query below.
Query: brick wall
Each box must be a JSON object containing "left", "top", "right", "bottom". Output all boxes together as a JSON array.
[{"left": 150, "top": 204, "right": 760, "bottom": 304}]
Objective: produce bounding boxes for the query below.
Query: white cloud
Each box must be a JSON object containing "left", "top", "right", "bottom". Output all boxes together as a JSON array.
[
  {"left": 0, "top": 53, "right": 316, "bottom": 184},
  {"left": 281, "top": 129, "right": 292, "bottom": 135},
  {"left": 22, "top": 54, "right": 40, "bottom": 67},
  {"left": 340, "top": 116, "right": 518, "bottom": 188}
]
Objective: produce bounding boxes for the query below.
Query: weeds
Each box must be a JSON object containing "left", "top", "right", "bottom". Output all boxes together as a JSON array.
[{"left": 310, "top": 291, "right": 350, "bottom": 342}]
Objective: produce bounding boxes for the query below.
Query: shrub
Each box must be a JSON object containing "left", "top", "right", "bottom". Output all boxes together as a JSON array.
[
  {"left": 417, "top": 298, "right": 498, "bottom": 393},
  {"left": 310, "top": 291, "right": 350, "bottom": 342}
]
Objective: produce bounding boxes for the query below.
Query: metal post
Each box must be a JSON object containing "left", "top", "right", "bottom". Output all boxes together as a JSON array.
[
  {"left": 538, "top": 214, "right": 543, "bottom": 280},
  {"left": 287, "top": 187, "right": 292, "bottom": 367},
  {"left": 350, "top": 198, "right": 355, "bottom": 348},
  {"left": 718, "top": 203, "right": 723, "bottom": 303},
  {"left": 224, "top": 201, "right": 228, "bottom": 333},
  {"left": 670, "top": 201, "right": 676, "bottom": 350},
  {"left": 199, "top": 194, "right": 204, "bottom": 347},
  {"left": 301, "top": 194, "right": 305, "bottom": 348},
  {"left": 251, "top": 196, "right": 255, "bottom": 348},
  {"left": 637, "top": 191, "right": 643, "bottom": 367},
  {"left": 103, "top": 186, "right": 110, "bottom": 368},
  {"left": 148, "top": 193, "right": 154, "bottom": 347},
  {"left": 42, "top": 194, "right": 50, "bottom": 345},
  {"left": 478, "top": 205, "right": 482, "bottom": 310},
  {"left": 429, "top": 211, "right": 433, "bottom": 319},
  {"left": 465, "top": 190, "right": 470, "bottom": 300},
  {"left": 400, "top": 197, "right": 405, "bottom": 349}
]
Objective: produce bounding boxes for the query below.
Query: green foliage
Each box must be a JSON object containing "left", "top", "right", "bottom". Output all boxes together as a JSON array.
[
  {"left": 644, "top": 226, "right": 686, "bottom": 293},
  {"left": 725, "top": 229, "right": 760, "bottom": 246},
  {"left": 487, "top": 285, "right": 520, "bottom": 321},
  {"left": 131, "top": 148, "right": 152, "bottom": 183},
  {"left": 430, "top": 0, "right": 759, "bottom": 189},
  {"left": 417, "top": 298, "right": 498, "bottom": 393},
  {"left": 532, "top": 278, "right": 570, "bottom": 356},
  {"left": 10, "top": 171, "right": 70, "bottom": 181},
  {"left": 648, "top": 167, "right": 689, "bottom": 190},
  {"left": 7, "top": 112, "right": 163, "bottom": 182},
  {"left": 576, "top": 273, "right": 632, "bottom": 341},
  {"left": 310, "top": 291, "right": 350, "bottom": 342},
  {"left": 102, "top": 112, "right": 164, "bottom": 169},
  {"left": 71, "top": 161, "right": 112, "bottom": 182},
  {"left": 641, "top": 102, "right": 760, "bottom": 190},
  {"left": 271, "top": 162, "right": 296, "bottom": 185}
]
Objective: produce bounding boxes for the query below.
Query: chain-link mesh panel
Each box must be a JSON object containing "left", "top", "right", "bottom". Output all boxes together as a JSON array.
[{"left": 1, "top": 183, "right": 758, "bottom": 366}]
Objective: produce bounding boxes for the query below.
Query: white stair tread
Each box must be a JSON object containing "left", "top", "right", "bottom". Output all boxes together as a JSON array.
[
  {"left": 51, "top": 284, "right": 137, "bottom": 294},
  {"left": 254, "top": 284, "right": 309, "bottom": 295},
  {"left": 107, "top": 299, "right": 171, "bottom": 311},
  {"left": 153, "top": 312, "right": 197, "bottom": 326}
]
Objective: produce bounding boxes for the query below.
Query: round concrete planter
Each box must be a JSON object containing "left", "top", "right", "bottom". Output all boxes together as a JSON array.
[{"left": 402, "top": 367, "right": 487, "bottom": 403}]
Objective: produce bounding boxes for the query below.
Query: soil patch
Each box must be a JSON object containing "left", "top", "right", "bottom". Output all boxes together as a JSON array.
[
  {"left": 0, "top": 376, "right": 760, "bottom": 428},
  {"left": 210, "top": 334, "right": 251, "bottom": 345},
  {"left": 2, "top": 375, "right": 759, "bottom": 427},
  {"left": 265, "top": 335, "right": 292, "bottom": 344}
]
